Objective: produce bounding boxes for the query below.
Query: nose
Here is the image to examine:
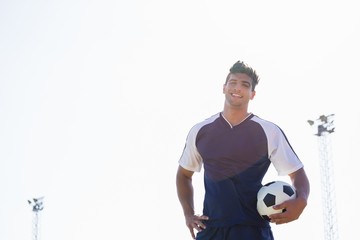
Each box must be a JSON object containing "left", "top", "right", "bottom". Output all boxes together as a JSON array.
[{"left": 233, "top": 83, "right": 242, "bottom": 92}]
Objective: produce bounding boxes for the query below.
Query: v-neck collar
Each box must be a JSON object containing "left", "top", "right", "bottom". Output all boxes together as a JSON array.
[{"left": 220, "top": 112, "right": 252, "bottom": 128}]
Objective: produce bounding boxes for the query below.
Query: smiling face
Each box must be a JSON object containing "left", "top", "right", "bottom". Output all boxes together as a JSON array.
[{"left": 223, "top": 73, "right": 256, "bottom": 109}]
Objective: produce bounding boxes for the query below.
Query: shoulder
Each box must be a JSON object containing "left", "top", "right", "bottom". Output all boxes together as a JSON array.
[
  {"left": 188, "top": 113, "right": 221, "bottom": 134},
  {"left": 249, "top": 115, "right": 287, "bottom": 141},
  {"left": 250, "top": 114, "right": 279, "bottom": 130}
]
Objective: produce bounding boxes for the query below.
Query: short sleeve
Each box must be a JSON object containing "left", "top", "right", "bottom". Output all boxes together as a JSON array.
[
  {"left": 268, "top": 126, "right": 304, "bottom": 176},
  {"left": 178, "top": 125, "right": 203, "bottom": 172}
]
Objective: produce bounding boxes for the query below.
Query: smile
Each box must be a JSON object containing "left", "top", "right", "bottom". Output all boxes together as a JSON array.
[{"left": 231, "top": 93, "right": 242, "bottom": 98}]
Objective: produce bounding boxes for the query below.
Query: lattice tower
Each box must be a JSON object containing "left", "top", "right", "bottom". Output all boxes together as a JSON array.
[
  {"left": 28, "top": 197, "right": 44, "bottom": 240},
  {"left": 317, "top": 133, "right": 339, "bottom": 240},
  {"left": 308, "top": 114, "right": 339, "bottom": 240}
]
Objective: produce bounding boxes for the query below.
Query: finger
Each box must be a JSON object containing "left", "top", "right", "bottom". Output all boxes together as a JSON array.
[
  {"left": 194, "top": 215, "right": 209, "bottom": 221},
  {"left": 189, "top": 227, "right": 195, "bottom": 239},
  {"left": 275, "top": 219, "right": 288, "bottom": 225},
  {"left": 193, "top": 222, "right": 205, "bottom": 232},
  {"left": 269, "top": 212, "right": 282, "bottom": 220},
  {"left": 197, "top": 221, "right": 207, "bottom": 230},
  {"left": 273, "top": 202, "right": 286, "bottom": 210},
  {"left": 271, "top": 215, "right": 288, "bottom": 225},
  {"left": 198, "top": 215, "right": 209, "bottom": 220},
  {"left": 192, "top": 215, "right": 208, "bottom": 230}
]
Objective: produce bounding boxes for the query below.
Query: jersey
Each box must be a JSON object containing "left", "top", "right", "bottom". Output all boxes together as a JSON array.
[{"left": 178, "top": 113, "right": 304, "bottom": 228}]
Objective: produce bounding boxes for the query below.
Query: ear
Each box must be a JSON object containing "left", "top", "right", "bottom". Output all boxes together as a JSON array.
[
  {"left": 250, "top": 90, "right": 256, "bottom": 100},
  {"left": 222, "top": 84, "right": 226, "bottom": 94}
]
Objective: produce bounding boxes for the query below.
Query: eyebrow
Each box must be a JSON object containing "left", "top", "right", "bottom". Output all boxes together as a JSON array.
[{"left": 228, "top": 79, "right": 251, "bottom": 85}]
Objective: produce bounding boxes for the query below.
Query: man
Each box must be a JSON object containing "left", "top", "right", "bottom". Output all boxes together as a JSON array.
[{"left": 176, "top": 60, "right": 310, "bottom": 240}]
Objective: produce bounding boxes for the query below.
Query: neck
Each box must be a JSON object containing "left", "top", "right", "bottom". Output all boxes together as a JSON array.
[{"left": 222, "top": 108, "right": 251, "bottom": 126}]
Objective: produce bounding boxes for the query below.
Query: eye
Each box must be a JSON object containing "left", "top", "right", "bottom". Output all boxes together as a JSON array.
[
  {"left": 242, "top": 82, "right": 251, "bottom": 88},
  {"left": 228, "top": 80, "right": 237, "bottom": 86}
]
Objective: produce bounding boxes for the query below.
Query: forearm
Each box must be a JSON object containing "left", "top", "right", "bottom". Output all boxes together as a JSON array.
[
  {"left": 290, "top": 168, "right": 310, "bottom": 202},
  {"left": 271, "top": 168, "right": 310, "bottom": 224},
  {"left": 176, "top": 171, "right": 195, "bottom": 216}
]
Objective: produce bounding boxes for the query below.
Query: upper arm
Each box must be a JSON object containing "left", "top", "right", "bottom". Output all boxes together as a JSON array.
[
  {"left": 288, "top": 167, "right": 307, "bottom": 182},
  {"left": 177, "top": 165, "right": 194, "bottom": 179}
]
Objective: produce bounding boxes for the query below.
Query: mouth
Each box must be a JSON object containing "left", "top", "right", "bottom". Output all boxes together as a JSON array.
[{"left": 231, "top": 93, "right": 242, "bottom": 98}]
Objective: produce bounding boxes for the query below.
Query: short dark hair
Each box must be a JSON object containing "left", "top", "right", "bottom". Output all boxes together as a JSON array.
[{"left": 225, "top": 61, "right": 259, "bottom": 91}]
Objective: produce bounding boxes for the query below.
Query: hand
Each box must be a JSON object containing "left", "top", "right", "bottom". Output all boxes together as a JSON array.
[
  {"left": 185, "top": 214, "right": 209, "bottom": 239},
  {"left": 269, "top": 197, "right": 307, "bottom": 225}
]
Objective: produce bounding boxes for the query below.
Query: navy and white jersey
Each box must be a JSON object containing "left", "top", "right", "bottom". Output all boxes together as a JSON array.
[{"left": 179, "top": 113, "right": 303, "bottom": 228}]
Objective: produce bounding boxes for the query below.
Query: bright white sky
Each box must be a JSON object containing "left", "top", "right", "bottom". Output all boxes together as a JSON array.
[{"left": 1, "top": 0, "right": 359, "bottom": 239}]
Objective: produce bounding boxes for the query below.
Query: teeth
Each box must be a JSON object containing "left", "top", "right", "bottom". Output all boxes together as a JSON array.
[{"left": 232, "top": 93, "right": 241, "bottom": 97}]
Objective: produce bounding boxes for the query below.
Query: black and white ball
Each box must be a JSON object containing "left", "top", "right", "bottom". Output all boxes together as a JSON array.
[{"left": 257, "top": 181, "right": 296, "bottom": 221}]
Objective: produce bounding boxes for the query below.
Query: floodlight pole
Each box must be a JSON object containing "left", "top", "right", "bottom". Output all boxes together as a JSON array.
[
  {"left": 308, "top": 114, "right": 339, "bottom": 240},
  {"left": 28, "top": 197, "right": 44, "bottom": 240}
]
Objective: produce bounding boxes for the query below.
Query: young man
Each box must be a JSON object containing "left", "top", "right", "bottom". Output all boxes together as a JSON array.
[{"left": 176, "top": 61, "right": 310, "bottom": 240}]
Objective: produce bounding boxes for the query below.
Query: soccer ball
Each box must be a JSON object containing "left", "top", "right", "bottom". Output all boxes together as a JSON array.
[{"left": 257, "top": 181, "right": 296, "bottom": 221}]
